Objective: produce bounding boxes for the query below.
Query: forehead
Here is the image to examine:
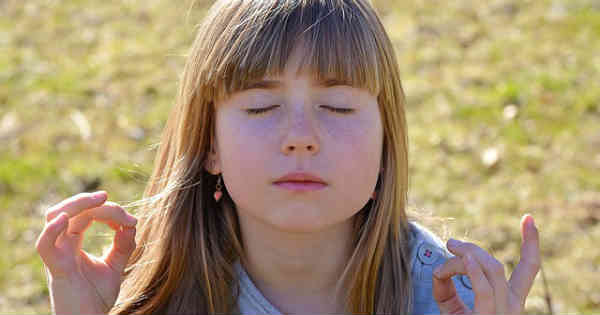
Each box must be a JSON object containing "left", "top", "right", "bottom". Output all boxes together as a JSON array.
[{"left": 239, "top": 42, "right": 356, "bottom": 91}]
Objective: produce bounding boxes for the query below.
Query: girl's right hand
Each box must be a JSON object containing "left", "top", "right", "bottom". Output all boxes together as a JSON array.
[{"left": 35, "top": 191, "right": 138, "bottom": 315}]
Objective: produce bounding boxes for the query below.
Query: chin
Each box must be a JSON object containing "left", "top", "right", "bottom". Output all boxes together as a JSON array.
[{"left": 266, "top": 209, "right": 353, "bottom": 234}]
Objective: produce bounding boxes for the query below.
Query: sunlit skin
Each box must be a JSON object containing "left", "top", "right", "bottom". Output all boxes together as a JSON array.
[
  {"left": 432, "top": 214, "right": 541, "bottom": 314},
  {"left": 204, "top": 44, "right": 383, "bottom": 313}
]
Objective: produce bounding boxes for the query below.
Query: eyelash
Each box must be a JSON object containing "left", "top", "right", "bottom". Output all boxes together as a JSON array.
[{"left": 245, "top": 105, "right": 354, "bottom": 115}]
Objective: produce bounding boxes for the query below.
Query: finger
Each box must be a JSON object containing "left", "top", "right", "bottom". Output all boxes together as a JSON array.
[
  {"left": 46, "top": 191, "right": 108, "bottom": 223},
  {"left": 103, "top": 225, "right": 137, "bottom": 274},
  {"left": 66, "top": 201, "right": 138, "bottom": 236},
  {"left": 433, "top": 256, "right": 467, "bottom": 280},
  {"left": 447, "top": 239, "right": 510, "bottom": 314},
  {"left": 432, "top": 256, "right": 469, "bottom": 314},
  {"left": 509, "top": 214, "right": 541, "bottom": 306},
  {"left": 36, "top": 212, "right": 70, "bottom": 274},
  {"left": 462, "top": 253, "right": 495, "bottom": 314}
]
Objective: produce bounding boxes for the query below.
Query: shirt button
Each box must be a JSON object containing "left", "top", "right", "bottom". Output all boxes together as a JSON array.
[
  {"left": 461, "top": 274, "right": 473, "bottom": 290},
  {"left": 417, "top": 242, "right": 440, "bottom": 265}
]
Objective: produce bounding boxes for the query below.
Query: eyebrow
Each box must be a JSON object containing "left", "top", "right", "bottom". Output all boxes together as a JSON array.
[{"left": 241, "top": 78, "right": 353, "bottom": 91}]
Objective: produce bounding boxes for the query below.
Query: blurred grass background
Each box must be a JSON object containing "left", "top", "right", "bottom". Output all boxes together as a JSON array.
[{"left": 1, "top": 0, "right": 599, "bottom": 313}]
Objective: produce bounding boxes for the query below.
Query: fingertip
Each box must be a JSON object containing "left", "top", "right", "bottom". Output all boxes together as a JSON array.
[
  {"left": 529, "top": 215, "right": 536, "bottom": 227},
  {"left": 520, "top": 213, "right": 529, "bottom": 226},
  {"left": 92, "top": 190, "right": 108, "bottom": 202},
  {"left": 521, "top": 213, "right": 536, "bottom": 228},
  {"left": 522, "top": 214, "right": 540, "bottom": 241},
  {"left": 127, "top": 215, "right": 138, "bottom": 226},
  {"left": 55, "top": 212, "right": 69, "bottom": 225}
]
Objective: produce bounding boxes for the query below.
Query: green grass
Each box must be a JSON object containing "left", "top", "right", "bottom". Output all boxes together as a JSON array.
[{"left": 1, "top": 0, "right": 599, "bottom": 313}]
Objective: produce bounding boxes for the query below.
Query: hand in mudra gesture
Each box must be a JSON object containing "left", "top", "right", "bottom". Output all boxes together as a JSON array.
[
  {"left": 432, "top": 214, "right": 541, "bottom": 315},
  {"left": 35, "top": 191, "right": 138, "bottom": 315}
]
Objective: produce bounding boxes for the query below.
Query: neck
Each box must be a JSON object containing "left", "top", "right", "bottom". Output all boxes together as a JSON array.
[{"left": 238, "top": 213, "right": 356, "bottom": 314}]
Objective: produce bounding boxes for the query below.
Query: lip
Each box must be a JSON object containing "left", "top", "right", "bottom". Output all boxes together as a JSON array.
[
  {"left": 273, "top": 172, "right": 327, "bottom": 185},
  {"left": 273, "top": 172, "right": 328, "bottom": 192},
  {"left": 273, "top": 181, "right": 327, "bottom": 191}
]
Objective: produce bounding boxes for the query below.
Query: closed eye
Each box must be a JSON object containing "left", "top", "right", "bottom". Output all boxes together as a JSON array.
[
  {"left": 245, "top": 105, "right": 354, "bottom": 115},
  {"left": 245, "top": 105, "right": 279, "bottom": 115},
  {"left": 322, "top": 105, "right": 354, "bottom": 114}
]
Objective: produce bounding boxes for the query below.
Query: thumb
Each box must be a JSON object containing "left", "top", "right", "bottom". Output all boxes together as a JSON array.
[{"left": 104, "top": 226, "right": 137, "bottom": 274}]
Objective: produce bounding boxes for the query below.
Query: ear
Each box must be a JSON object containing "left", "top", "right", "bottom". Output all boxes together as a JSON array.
[{"left": 204, "top": 142, "right": 222, "bottom": 175}]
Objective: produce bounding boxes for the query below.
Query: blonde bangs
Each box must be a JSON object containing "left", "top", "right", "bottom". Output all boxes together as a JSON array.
[{"left": 197, "top": 0, "right": 383, "bottom": 103}]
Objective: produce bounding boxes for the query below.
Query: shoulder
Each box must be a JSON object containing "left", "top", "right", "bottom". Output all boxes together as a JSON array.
[{"left": 407, "top": 221, "right": 475, "bottom": 315}]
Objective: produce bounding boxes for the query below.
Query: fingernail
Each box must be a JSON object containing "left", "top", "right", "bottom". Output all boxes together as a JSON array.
[
  {"left": 529, "top": 216, "right": 536, "bottom": 229},
  {"left": 522, "top": 213, "right": 536, "bottom": 229},
  {"left": 57, "top": 212, "right": 69, "bottom": 224},
  {"left": 92, "top": 191, "right": 107, "bottom": 200},
  {"left": 128, "top": 216, "right": 138, "bottom": 225}
]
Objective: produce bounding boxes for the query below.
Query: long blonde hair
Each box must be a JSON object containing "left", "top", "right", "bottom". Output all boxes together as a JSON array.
[{"left": 110, "top": 0, "right": 420, "bottom": 313}]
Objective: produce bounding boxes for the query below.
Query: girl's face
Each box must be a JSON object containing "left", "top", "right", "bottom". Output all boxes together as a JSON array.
[{"left": 211, "top": 46, "right": 383, "bottom": 233}]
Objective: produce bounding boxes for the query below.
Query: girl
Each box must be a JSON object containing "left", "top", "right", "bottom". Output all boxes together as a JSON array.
[{"left": 36, "top": 0, "right": 541, "bottom": 314}]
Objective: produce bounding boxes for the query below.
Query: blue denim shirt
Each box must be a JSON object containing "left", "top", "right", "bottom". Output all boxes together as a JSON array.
[{"left": 235, "top": 220, "right": 475, "bottom": 314}]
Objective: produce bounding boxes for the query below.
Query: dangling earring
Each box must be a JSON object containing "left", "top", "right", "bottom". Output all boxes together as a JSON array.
[{"left": 214, "top": 174, "right": 223, "bottom": 202}]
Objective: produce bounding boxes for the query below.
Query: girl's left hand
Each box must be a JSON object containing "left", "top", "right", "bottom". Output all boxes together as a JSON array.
[{"left": 431, "top": 214, "right": 541, "bottom": 315}]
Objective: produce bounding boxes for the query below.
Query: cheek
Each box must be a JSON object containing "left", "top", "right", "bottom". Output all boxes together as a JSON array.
[
  {"left": 218, "top": 117, "right": 273, "bottom": 176},
  {"left": 328, "top": 117, "right": 383, "bottom": 203},
  {"left": 325, "top": 112, "right": 382, "bottom": 164},
  {"left": 216, "top": 115, "right": 276, "bottom": 206}
]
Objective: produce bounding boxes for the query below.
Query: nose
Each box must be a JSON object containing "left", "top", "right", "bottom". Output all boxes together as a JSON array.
[{"left": 281, "top": 108, "right": 320, "bottom": 155}]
